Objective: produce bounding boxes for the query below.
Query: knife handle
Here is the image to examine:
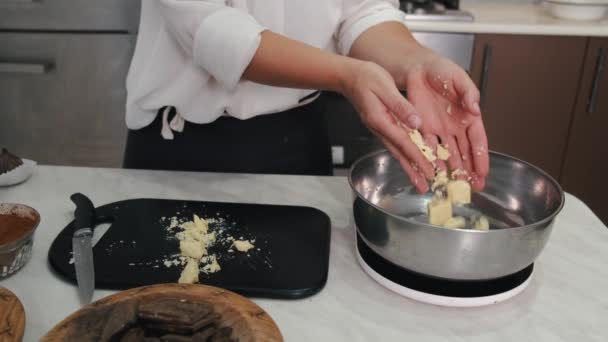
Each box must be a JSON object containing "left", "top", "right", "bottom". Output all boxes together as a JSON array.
[{"left": 70, "top": 193, "right": 96, "bottom": 231}]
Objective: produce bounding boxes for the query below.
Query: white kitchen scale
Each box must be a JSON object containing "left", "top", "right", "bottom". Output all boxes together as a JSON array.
[{"left": 356, "top": 233, "right": 533, "bottom": 307}]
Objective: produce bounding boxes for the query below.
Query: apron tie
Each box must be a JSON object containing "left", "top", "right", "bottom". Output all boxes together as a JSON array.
[{"left": 161, "top": 107, "right": 185, "bottom": 140}]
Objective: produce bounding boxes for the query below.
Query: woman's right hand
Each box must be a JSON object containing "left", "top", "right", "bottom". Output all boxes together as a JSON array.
[{"left": 338, "top": 60, "right": 434, "bottom": 193}]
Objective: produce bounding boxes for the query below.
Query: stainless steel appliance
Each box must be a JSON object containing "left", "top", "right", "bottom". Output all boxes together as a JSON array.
[{"left": 400, "top": 0, "right": 474, "bottom": 22}]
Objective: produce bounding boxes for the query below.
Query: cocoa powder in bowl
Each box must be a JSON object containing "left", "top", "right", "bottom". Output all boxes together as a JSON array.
[
  {"left": 0, "top": 214, "right": 36, "bottom": 245},
  {"left": 0, "top": 203, "right": 40, "bottom": 278}
]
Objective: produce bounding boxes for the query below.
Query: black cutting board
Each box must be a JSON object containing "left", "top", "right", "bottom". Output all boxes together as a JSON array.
[{"left": 48, "top": 198, "right": 331, "bottom": 299}]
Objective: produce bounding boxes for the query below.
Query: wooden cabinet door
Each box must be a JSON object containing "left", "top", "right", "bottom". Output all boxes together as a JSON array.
[
  {"left": 561, "top": 38, "right": 608, "bottom": 225},
  {"left": 470, "top": 34, "right": 587, "bottom": 180}
]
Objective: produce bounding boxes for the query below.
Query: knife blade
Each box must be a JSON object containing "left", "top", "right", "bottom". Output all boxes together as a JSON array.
[{"left": 70, "top": 193, "right": 96, "bottom": 304}]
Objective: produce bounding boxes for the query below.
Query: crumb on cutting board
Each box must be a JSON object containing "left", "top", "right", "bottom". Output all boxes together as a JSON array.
[{"left": 233, "top": 240, "right": 255, "bottom": 253}]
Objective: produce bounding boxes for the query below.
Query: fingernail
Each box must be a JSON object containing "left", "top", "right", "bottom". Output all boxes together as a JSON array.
[
  {"left": 472, "top": 102, "right": 481, "bottom": 114},
  {"left": 407, "top": 114, "right": 422, "bottom": 129}
]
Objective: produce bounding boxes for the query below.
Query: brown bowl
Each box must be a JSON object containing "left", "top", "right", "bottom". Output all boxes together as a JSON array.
[{"left": 0, "top": 203, "right": 40, "bottom": 278}]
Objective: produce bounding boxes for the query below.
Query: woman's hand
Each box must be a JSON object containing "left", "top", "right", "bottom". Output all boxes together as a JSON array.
[
  {"left": 338, "top": 60, "right": 436, "bottom": 193},
  {"left": 348, "top": 21, "right": 489, "bottom": 190},
  {"left": 395, "top": 49, "right": 489, "bottom": 190}
]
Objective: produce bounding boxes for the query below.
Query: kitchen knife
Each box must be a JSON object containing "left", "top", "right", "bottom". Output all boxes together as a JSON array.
[{"left": 71, "top": 193, "right": 96, "bottom": 305}]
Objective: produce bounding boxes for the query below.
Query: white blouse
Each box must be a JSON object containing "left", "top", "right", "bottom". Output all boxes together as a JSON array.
[{"left": 125, "top": 0, "right": 405, "bottom": 134}]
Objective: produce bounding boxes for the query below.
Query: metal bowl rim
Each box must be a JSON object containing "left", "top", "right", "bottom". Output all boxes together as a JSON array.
[{"left": 348, "top": 149, "right": 565, "bottom": 233}]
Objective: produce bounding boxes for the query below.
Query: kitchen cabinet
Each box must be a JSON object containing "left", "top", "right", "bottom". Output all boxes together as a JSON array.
[
  {"left": 0, "top": 0, "right": 139, "bottom": 32},
  {"left": 470, "top": 34, "right": 587, "bottom": 180},
  {"left": 0, "top": 33, "right": 135, "bottom": 167},
  {"left": 561, "top": 38, "right": 608, "bottom": 225},
  {"left": 0, "top": 2, "right": 139, "bottom": 167}
]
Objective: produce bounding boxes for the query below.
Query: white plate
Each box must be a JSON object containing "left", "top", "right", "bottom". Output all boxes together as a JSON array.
[
  {"left": 544, "top": 0, "right": 608, "bottom": 21},
  {"left": 0, "top": 159, "right": 36, "bottom": 186}
]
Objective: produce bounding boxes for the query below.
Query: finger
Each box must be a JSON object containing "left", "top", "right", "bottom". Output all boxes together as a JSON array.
[
  {"left": 471, "top": 174, "right": 486, "bottom": 191},
  {"left": 442, "top": 135, "right": 467, "bottom": 179},
  {"left": 456, "top": 134, "right": 474, "bottom": 175},
  {"left": 453, "top": 68, "right": 481, "bottom": 116},
  {"left": 365, "top": 92, "right": 435, "bottom": 179},
  {"left": 423, "top": 133, "right": 446, "bottom": 172},
  {"left": 377, "top": 114, "right": 435, "bottom": 179},
  {"left": 467, "top": 118, "right": 490, "bottom": 178},
  {"left": 376, "top": 83, "right": 422, "bottom": 130},
  {"left": 381, "top": 137, "right": 429, "bottom": 193}
]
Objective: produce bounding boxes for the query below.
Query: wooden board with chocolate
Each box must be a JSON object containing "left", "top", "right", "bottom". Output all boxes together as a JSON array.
[{"left": 41, "top": 284, "right": 283, "bottom": 342}]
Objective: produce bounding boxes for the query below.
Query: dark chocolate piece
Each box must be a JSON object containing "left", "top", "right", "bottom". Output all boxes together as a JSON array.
[
  {"left": 142, "top": 337, "right": 162, "bottom": 342},
  {"left": 159, "top": 334, "right": 193, "bottom": 342},
  {"left": 142, "top": 322, "right": 193, "bottom": 335},
  {"left": 139, "top": 298, "right": 213, "bottom": 327},
  {"left": 63, "top": 306, "right": 112, "bottom": 341},
  {"left": 218, "top": 327, "right": 232, "bottom": 337},
  {"left": 0, "top": 148, "right": 23, "bottom": 175},
  {"left": 141, "top": 311, "right": 219, "bottom": 334},
  {"left": 119, "top": 326, "right": 145, "bottom": 342},
  {"left": 192, "top": 326, "right": 216, "bottom": 342},
  {"left": 100, "top": 300, "right": 140, "bottom": 341},
  {"left": 191, "top": 313, "right": 220, "bottom": 331},
  {"left": 209, "top": 327, "right": 233, "bottom": 342}
]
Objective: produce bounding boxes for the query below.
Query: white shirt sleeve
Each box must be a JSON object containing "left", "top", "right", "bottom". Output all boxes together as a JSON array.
[
  {"left": 336, "top": 0, "right": 405, "bottom": 56},
  {"left": 158, "top": 0, "right": 265, "bottom": 90}
]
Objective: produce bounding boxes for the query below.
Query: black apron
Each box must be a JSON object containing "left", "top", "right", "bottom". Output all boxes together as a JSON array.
[{"left": 123, "top": 93, "right": 333, "bottom": 176}]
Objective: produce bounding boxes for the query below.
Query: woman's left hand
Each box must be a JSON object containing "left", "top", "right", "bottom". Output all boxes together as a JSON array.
[{"left": 396, "top": 48, "right": 489, "bottom": 190}]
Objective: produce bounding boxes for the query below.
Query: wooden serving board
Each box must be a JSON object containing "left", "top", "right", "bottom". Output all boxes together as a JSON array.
[
  {"left": 42, "top": 283, "right": 283, "bottom": 342},
  {"left": 0, "top": 287, "right": 25, "bottom": 342}
]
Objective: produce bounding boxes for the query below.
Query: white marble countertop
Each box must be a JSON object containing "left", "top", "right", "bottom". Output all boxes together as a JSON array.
[
  {"left": 407, "top": 0, "right": 608, "bottom": 36},
  {"left": 1, "top": 165, "right": 608, "bottom": 341}
]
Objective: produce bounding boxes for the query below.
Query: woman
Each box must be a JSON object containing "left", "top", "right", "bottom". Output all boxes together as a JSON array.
[{"left": 123, "top": 0, "right": 489, "bottom": 193}]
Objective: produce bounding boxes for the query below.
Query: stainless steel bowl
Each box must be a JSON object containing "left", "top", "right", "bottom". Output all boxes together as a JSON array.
[{"left": 349, "top": 150, "right": 564, "bottom": 281}]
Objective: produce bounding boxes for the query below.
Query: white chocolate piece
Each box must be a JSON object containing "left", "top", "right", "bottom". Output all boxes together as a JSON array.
[
  {"left": 431, "top": 170, "right": 449, "bottom": 191},
  {"left": 193, "top": 214, "right": 208, "bottom": 233},
  {"left": 180, "top": 240, "right": 205, "bottom": 259},
  {"left": 202, "top": 255, "right": 221, "bottom": 274},
  {"left": 409, "top": 130, "right": 437, "bottom": 162},
  {"left": 437, "top": 145, "right": 451, "bottom": 161},
  {"left": 428, "top": 197, "right": 453, "bottom": 226},
  {"left": 451, "top": 169, "right": 468, "bottom": 179},
  {"left": 443, "top": 216, "right": 466, "bottom": 229},
  {"left": 473, "top": 216, "right": 490, "bottom": 231},
  {"left": 178, "top": 259, "right": 199, "bottom": 284},
  {"left": 447, "top": 180, "right": 471, "bottom": 205},
  {"left": 179, "top": 221, "right": 196, "bottom": 231},
  {"left": 184, "top": 229, "right": 204, "bottom": 242},
  {"left": 200, "top": 231, "right": 216, "bottom": 246},
  {"left": 233, "top": 240, "right": 255, "bottom": 252}
]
